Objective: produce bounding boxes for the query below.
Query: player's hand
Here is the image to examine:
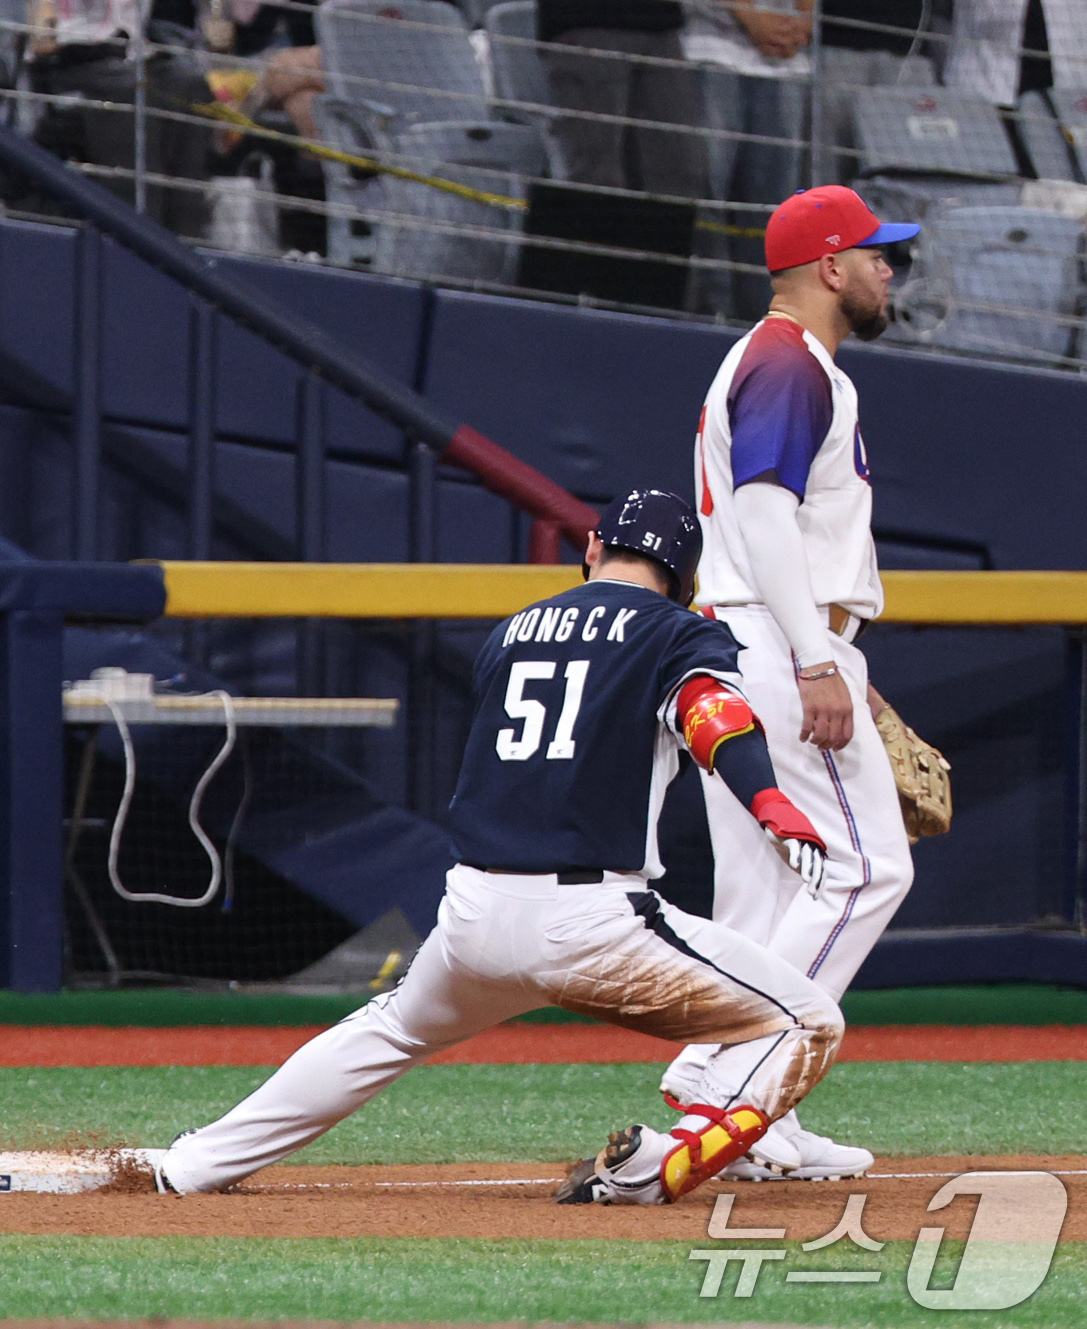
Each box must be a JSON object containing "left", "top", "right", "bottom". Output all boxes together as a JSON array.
[
  {"left": 734, "top": 6, "right": 810, "bottom": 58},
  {"left": 765, "top": 828, "right": 827, "bottom": 900},
  {"left": 798, "top": 667, "right": 854, "bottom": 751}
]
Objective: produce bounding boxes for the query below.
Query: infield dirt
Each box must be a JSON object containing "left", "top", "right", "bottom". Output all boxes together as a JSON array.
[{"left": 0, "top": 1157, "right": 1083, "bottom": 1242}]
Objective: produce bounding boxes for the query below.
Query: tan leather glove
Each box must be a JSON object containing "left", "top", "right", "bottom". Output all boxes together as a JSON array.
[{"left": 875, "top": 705, "right": 952, "bottom": 844}]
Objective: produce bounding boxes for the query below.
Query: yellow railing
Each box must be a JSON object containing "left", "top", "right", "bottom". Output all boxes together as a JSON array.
[{"left": 153, "top": 562, "right": 1087, "bottom": 624}]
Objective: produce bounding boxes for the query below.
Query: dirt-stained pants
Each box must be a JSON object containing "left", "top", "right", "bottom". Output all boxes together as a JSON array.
[{"left": 162, "top": 865, "right": 843, "bottom": 1194}]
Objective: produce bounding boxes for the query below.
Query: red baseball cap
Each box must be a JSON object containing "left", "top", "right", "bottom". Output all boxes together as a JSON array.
[{"left": 765, "top": 186, "right": 920, "bottom": 272}]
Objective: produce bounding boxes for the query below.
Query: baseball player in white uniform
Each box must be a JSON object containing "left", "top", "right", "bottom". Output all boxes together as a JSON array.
[
  {"left": 156, "top": 491, "right": 843, "bottom": 1205},
  {"left": 661, "top": 186, "right": 922, "bottom": 1181}
]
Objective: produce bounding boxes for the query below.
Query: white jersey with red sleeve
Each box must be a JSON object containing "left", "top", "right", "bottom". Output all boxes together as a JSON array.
[{"left": 694, "top": 317, "right": 884, "bottom": 620}]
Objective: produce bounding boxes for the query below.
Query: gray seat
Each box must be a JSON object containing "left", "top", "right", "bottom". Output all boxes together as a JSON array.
[
  {"left": 317, "top": 0, "right": 490, "bottom": 139},
  {"left": 891, "top": 206, "right": 1084, "bottom": 365},
  {"left": 314, "top": 94, "right": 383, "bottom": 266},
  {"left": 484, "top": 1, "right": 568, "bottom": 177},
  {"left": 1017, "top": 90, "right": 1079, "bottom": 183},
  {"left": 855, "top": 86, "right": 1019, "bottom": 178},
  {"left": 1047, "top": 89, "right": 1087, "bottom": 182},
  {"left": 853, "top": 86, "right": 1022, "bottom": 233},
  {"left": 373, "top": 120, "right": 544, "bottom": 281},
  {"left": 315, "top": 96, "right": 543, "bottom": 279},
  {"left": 820, "top": 47, "right": 935, "bottom": 185}
]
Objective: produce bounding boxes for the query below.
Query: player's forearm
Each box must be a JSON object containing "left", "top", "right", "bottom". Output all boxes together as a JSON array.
[
  {"left": 711, "top": 724, "right": 777, "bottom": 809},
  {"left": 734, "top": 481, "right": 829, "bottom": 669}
]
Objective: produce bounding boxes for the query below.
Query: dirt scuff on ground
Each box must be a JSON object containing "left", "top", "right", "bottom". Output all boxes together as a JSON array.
[{"left": 0, "top": 1156, "right": 1082, "bottom": 1242}]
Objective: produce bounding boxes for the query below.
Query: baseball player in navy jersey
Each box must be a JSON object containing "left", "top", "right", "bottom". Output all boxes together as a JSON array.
[
  {"left": 155, "top": 490, "right": 843, "bottom": 1205},
  {"left": 661, "top": 186, "right": 923, "bottom": 1182}
]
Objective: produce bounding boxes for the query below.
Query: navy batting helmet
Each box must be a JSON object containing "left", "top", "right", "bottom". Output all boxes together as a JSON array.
[{"left": 592, "top": 489, "right": 702, "bottom": 606}]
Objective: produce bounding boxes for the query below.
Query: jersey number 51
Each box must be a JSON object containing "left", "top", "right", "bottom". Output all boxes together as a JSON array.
[{"left": 496, "top": 660, "right": 590, "bottom": 762}]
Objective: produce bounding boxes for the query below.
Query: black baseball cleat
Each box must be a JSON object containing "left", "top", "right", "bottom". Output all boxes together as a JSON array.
[
  {"left": 554, "top": 1126, "right": 644, "bottom": 1204},
  {"left": 554, "top": 1156, "right": 601, "bottom": 1204}
]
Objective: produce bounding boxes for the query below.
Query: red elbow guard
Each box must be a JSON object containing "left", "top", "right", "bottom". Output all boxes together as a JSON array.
[
  {"left": 750, "top": 788, "right": 827, "bottom": 851},
  {"left": 677, "top": 676, "right": 756, "bottom": 773}
]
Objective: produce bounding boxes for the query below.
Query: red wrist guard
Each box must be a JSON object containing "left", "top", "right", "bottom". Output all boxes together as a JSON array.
[
  {"left": 750, "top": 788, "right": 826, "bottom": 851},
  {"left": 676, "top": 676, "right": 756, "bottom": 773}
]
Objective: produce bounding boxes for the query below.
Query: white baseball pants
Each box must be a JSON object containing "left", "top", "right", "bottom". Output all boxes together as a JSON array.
[
  {"left": 161, "top": 864, "right": 843, "bottom": 1193},
  {"left": 663, "top": 605, "right": 913, "bottom": 1100}
]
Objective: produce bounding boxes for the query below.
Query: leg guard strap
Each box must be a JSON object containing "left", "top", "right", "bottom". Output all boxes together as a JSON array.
[{"left": 659, "top": 1102, "right": 769, "bottom": 1203}]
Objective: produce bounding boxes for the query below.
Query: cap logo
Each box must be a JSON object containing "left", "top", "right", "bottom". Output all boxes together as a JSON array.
[{"left": 826, "top": 234, "right": 841, "bottom": 245}]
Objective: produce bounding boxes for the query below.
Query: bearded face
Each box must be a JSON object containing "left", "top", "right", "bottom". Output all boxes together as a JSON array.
[{"left": 840, "top": 273, "right": 889, "bottom": 342}]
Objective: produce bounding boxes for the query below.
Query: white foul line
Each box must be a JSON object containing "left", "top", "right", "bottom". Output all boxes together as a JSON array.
[
  {"left": 256, "top": 1169, "right": 1087, "bottom": 1191},
  {"left": 257, "top": 1177, "right": 565, "bottom": 1191}
]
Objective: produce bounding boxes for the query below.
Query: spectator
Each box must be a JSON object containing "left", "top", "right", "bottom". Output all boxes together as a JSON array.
[
  {"left": 683, "top": 0, "right": 811, "bottom": 320},
  {"left": 240, "top": 44, "right": 325, "bottom": 141},
  {"left": 944, "top": 0, "right": 1087, "bottom": 108},
  {"left": 943, "top": 1, "right": 1087, "bottom": 180},
  {"left": 536, "top": 0, "right": 706, "bottom": 199},
  {"left": 28, "top": 0, "right": 213, "bottom": 236},
  {"left": 148, "top": 0, "right": 319, "bottom": 55},
  {"left": 820, "top": 0, "right": 943, "bottom": 183}
]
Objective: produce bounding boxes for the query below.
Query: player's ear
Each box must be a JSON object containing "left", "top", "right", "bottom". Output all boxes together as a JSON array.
[
  {"left": 818, "top": 251, "right": 846, "bottom": 292},
  {"left": 583, "top": 532, "right": 603, "bottom": 581}
]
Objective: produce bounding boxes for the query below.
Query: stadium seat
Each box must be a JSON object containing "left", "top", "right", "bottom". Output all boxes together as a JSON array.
[
  {"left": 485, "top": 1, "right": 568, "bottom": 178},
  {"left": 315, "top": 0, "right": 546, "bottom": 276},
  {"left": 316, "top": 99, "right": 543, "bottom": 279},
  {"left": 854, "top": 86, "right": 1019, "bottom": 178},
  {"left": 853, "top": 86, "right": 1023, "bottom": 226},
  {"left": 1016, "top": 90, "right": 1080, "bottom": 183},
  {"left": 890, "top": 206, "right": 1084, "bottom": 364},
  {"left": 373, "top": 121, "right": 542, "bottom": 282},
  {"left": 821, "top": 48, "right": 935, "bottom": 185},
  {"left": 317, "top": 0, "right": 491, "bottom": 136}
]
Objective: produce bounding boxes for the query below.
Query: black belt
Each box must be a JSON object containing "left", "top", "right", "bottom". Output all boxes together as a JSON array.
[{"left": 472, "top": 866, "right": 605, "bottom": 884}]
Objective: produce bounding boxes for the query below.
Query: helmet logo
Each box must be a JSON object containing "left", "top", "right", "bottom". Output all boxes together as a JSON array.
[{"left": 826, "top": 234, "right": 841, "bottom": 245}]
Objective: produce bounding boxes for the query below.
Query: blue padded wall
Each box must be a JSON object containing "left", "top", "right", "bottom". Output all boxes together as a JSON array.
[{"left": 0, "top": 218, "right": 428, "bottom": 460}]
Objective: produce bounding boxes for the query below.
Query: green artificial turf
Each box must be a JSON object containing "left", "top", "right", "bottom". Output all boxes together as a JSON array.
[
  {"left": 0, "top": 1235, "right": 1083, "bottom": 1327},
  {"left": 840, "top": 984, "right": 1087, "bottom": 1027},
  {"left": 0, "top": 981, "right": 1084, "bottom": 1026},
  {"left": 0, "top": 988, "right": 368, "bottom": 1027},
  {"left": 2, "top": 1061, "right": 1086, "bottom": 1161}
]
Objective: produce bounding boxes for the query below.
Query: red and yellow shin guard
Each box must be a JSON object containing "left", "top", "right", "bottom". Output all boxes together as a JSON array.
[{"left": 659, "top": 1102, "right": 769, "bottom": 1202}]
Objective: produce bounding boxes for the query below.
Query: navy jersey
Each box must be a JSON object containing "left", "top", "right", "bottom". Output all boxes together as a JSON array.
[{"left": 448, "top": 579, "right": 745, "bottom": 875}]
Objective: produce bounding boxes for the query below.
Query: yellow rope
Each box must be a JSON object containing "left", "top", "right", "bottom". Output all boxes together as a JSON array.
[
  {"left": 194, "top": 100, "right": 528, "bottom": 209},
  {"left": 192, "top": 100, "right": 768, "bottom": 239}
]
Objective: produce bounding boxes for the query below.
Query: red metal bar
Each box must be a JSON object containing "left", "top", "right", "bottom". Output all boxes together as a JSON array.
[{"left": 528, "top": 519, "right": 563, "bottom": 564}]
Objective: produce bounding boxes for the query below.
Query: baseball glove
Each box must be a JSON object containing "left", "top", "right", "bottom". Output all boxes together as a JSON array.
[{"left": 874, "top": 705, "right": 952, "bottom": 843}]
